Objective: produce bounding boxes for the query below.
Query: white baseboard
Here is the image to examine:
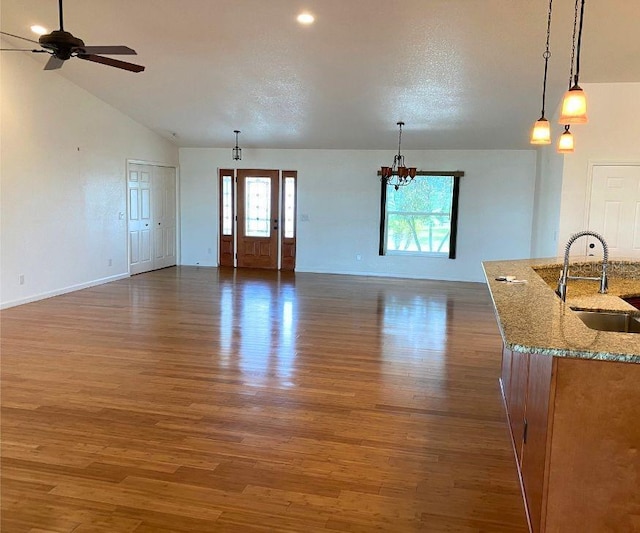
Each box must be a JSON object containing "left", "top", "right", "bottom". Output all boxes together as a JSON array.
[{"left": 0, "top": 273, "right": 130, "bottom": 310}]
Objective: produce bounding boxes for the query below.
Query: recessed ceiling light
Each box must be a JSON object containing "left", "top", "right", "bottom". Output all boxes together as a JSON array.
[
  {"left": 30, "top": 25, "right": 48, "bottom": 35},
  {"left": 297, "top": 13, "right": 315, "bottom": 25}
]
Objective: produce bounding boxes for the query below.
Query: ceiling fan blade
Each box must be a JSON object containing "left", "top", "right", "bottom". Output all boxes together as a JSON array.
[
  {"left": 0, "top": 31, "right": 40, "bottom": 44},
  {"left": 44, "top": 56, "right": 65, "bottom": 70},
  {"left": 77, "top": 54, "right": 145, "bottom": 73},
  {"left": 80, "top": 45, "right": 137, "bottom": 55},
  {"left": 0, "top": 48, "right": 47, "bottom": 52}
]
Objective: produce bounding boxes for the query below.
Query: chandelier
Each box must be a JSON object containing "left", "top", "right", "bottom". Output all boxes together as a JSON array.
[
  {"left": 380, "top": 122, "right": 417, "bottom": 190},
  {"left": 232, "top": 130, "right": 242, "bottom": 161}
]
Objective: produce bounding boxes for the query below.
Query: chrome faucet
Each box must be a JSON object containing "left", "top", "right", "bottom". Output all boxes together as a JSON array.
[{"left": 556, "top": 230, "right": 609, "bottom": 302}]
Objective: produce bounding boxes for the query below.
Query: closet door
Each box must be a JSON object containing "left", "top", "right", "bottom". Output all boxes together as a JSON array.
[
  {"left": 128, "top": 163, "right": 177, "bottom": 275},
  {"left": 152, "top": 166, "right": 177, "bottom": 269},
  {"left": 128, "top": 163, "right": 153, "bottom": 275}
]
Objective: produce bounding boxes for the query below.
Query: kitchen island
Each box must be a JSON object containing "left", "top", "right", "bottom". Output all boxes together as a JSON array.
[{"left": 483, "top": 258, "right": 640, "bottom": 533}]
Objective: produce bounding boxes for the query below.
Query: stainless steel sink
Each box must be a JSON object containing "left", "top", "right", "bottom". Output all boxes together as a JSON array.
[{"left": 571, "top": 309, "right": 640, "bottom": 333}]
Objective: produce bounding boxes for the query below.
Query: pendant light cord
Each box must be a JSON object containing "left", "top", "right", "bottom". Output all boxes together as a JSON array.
[
  {"left": 568, "top": 0, "right": 579, "bottom": 88},
  {"left": 574, "top": 0, "right": 586, "bottom": 86},
  {"left": 540, "top": 0, "right": 553, "bottom": 117}
]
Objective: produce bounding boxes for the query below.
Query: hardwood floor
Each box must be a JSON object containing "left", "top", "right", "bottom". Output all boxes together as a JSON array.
[{"left": 1, "top": 267, "right": 528, "bottom": 532}]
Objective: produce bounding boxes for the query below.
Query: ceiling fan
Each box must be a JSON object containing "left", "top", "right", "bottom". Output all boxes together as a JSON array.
[{"left": 0, "top": 0, "right": 145, "bottom": 73}]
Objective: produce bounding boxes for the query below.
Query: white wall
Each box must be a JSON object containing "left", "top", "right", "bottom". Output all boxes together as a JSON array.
[
  {"left": 530, "top": 143, "right": 564, "bottom": 258},
  {"left": 0, "top": 46, "right": 179, "bottom": 308},
  {"left": 180, "top": 148, "right": 536, "bottom": 282},
  {"left": 557, "top": 82, "right": 640, "bottom": 253}
]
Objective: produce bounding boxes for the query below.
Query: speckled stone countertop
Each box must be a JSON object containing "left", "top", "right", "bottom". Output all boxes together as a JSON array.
[{"left": 483, "top": 257, "right": 640, "bottom": 364}]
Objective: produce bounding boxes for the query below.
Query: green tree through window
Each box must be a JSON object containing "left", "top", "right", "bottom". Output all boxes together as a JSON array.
[{"left": 379, "top": 172, "right": 463, "bottom": 258}]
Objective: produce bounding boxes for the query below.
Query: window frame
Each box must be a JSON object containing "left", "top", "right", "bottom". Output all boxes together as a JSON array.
[{"left": 378, "top": 170, "right": 464, "bottom": 259}]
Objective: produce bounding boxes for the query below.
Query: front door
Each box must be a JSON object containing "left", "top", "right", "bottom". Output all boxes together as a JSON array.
[
  {"left": 588, "top": 164, "right": 640, "bottom": 258},
  {"left": 237, "top": 169, "right": 279, "bottom": 269}
]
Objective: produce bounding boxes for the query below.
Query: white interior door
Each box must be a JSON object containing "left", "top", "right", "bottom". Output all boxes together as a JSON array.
[
  {"left": 588, "top": 165, "right": 640, "bottom": 258},
  {"left": 152, "top": 166, "right": 177, "bottom": 269},
  {"left": 128, "top": 163, "right": 153, "bottom": 275},
  {"left": 128, "top": 163, "right": 178, "bottom": 274}
]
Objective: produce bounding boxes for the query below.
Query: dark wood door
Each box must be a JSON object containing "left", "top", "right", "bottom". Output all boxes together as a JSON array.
[{"left": 237, "top": 169, "right": 279, "bottom": 269}]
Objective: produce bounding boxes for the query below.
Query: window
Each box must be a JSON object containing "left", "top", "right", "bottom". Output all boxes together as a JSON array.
[
  {"left": 379, "top": 171, "right": 463, "bottom": 258},
  {"left": 244, "top": 177, "right": 271, "bottom": 237},
  {"left": 221, "top": 174, "right": 233, "bottom": 236}
]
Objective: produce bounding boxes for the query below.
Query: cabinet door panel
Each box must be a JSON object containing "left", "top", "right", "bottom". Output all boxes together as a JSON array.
[
  {"left": 501, "top": 345, "right": 513, "bottom": 404},
  {"left": 508, "top": 351, "right": 529, "bottom": 464},
  {"left": 521, "top": 353, "right": 555, "bottom": 533}
]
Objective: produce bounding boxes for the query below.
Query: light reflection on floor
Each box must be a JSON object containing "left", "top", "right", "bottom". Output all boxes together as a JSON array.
[{"left": 219, "top": 275, "right": 297, "bottom": 385}]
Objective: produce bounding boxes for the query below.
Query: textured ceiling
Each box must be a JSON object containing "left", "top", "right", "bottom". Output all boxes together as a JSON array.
[{"left": 2, "top": 0, "right": 639, "bottom": 150}]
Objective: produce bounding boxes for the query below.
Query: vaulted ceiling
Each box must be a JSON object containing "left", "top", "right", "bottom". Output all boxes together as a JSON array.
[{"left": 2, "top": 0, "right": 639, "bottom": 150}]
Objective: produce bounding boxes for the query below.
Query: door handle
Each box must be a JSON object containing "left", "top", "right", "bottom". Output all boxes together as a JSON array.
[
  {"left": 145, "top": 223, "right": 149, "bottom": 227},
  {"left": 273, "top": 218, "right": 278, "bottom": 230}
]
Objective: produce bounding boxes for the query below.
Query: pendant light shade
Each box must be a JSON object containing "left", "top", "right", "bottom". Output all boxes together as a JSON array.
[
  {"left": 530, "top": 117, "right": 551, "bottom": 144},
  {"left": 557, "top": 125, "right": 575, "bottom": 153},
  {"left": 558, "top": 85, "right": 588, "bottom": 124},
  {"left": 558, "top": 0, "right": 588, "bottom": 124}
]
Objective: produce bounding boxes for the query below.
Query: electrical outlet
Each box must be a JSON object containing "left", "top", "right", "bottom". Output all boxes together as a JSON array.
[
  {"left": 19, "top": 274, "right": 25, "bottom": 285},
  {"left": 108, "top": 259, "right": 113, "bottom": 267},
  {"left": 207, "top": 248, "right": 212, "bottom": 254},
  {"left": 356, "top": 254, "right": 362, "bottom": 261}
]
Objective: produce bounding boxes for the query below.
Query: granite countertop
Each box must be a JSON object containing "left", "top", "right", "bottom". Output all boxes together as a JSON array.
[{"left": 482, "top": 257, "right": 640, "bottom": 364}]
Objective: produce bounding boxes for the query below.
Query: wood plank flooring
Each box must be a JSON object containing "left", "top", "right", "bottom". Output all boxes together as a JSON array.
[{"left": 1, "top": 267, "right": 528, "bottom": 532}]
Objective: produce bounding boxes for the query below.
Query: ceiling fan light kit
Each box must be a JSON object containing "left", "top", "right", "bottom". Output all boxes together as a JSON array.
[{"left": 1, "top": 0, "right": 145, "bottom": 73}]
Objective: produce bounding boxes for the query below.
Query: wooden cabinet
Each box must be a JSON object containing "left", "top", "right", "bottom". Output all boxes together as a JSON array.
[
  {"left": 624, "top": 296, "right": 640, "bottom": 309},
  {"left": 500, "top": 347, "right": 640, "bottom": 532}
]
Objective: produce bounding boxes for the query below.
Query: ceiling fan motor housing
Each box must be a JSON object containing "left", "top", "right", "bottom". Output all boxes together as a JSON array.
[{"left": 39, "top": 30, "right": 85, "bottom": 60}]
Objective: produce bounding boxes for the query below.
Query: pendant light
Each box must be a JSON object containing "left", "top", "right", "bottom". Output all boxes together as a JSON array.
[
  {"left": 557, "top": 125, "right": 575, "bottom": 153},
  {"left": 559, "top": 0, "right": 588, "bottom": 124},
  {"left": 232, "top": 130, "right": 242, "bottom": 161},
  {"left": 530, "top": 0, "right": 554, "bottom": 145}
]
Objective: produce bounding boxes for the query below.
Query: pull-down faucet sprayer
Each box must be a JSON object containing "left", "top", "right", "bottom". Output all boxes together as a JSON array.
[{"left": 556, "top": 231, "right": 609, "bottom": 302}]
